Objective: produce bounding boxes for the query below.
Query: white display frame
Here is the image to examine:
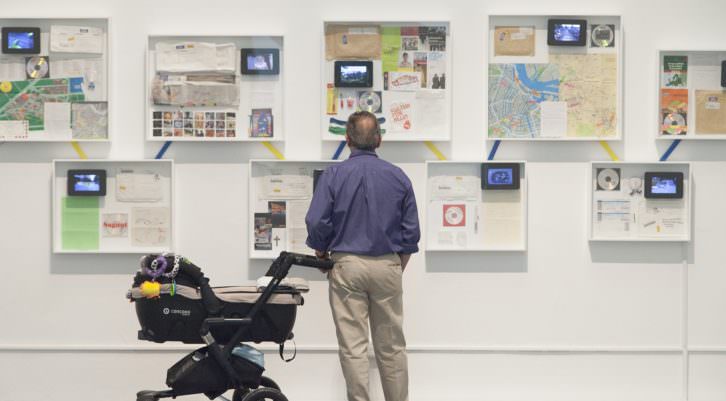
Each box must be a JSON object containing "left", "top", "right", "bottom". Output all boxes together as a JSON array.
[
  {"left": 320, "top": 20, "right": 453, "bottom": 142},
  {"left": 486, "top": 14, "right": 624, "bottom": 141},
  {"left": 588, "top": 161, "right": 691, "bottom": 242},
  {"left": 425, "top": 160, "right": 528, "bottom": 252},
  {"left": 0, "top": 17, "right": 111, "bottom": 143},
  {"left": 248, "top": 159, "right": 339, "bottom": 260},
  {"left": 52, "top": 159, "right": 175, "bottom": 254},
  {"left": 145, "top": 34, "right": 284, "bottom": 142},
  {"left": 655, "top": 49, "right": 726, "bottom": 140}
]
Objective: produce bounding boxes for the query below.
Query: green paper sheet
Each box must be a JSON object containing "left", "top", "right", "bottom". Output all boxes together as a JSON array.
[
  {"left": 381, "top": 27, "right": 401, "bottom": 73},
  {"left": 61, "top": 196, "right": 100, "bottom": 251}
]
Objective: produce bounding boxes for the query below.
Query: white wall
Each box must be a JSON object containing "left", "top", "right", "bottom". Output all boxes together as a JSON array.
[{"left": 2, "top": 0, "right": 726, "bottom": 400}]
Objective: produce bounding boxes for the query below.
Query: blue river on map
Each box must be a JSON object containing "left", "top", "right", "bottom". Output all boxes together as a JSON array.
[{"left": 514, "top": 64, "right": 559, "bottom": 102}]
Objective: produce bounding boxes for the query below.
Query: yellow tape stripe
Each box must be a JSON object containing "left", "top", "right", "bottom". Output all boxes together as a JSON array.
[
  {"left": 70, "top": 141, "right": 88, "bottom": 160},
  {"left": 261, "top": 141, "right": 285, "bottom": 160},
  {"left": 424, "top": 141, "right": 446, "bottom": 161},
  {"left": 599, "top": 140, "right": 619, "bottom": 161}
]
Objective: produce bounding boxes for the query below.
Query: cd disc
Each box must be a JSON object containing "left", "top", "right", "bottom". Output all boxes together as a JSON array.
[
  {"left": 662, "top": 112, "right": 686, "bottom": 135},
  {"left": 597, "top": 168, "right": 620, "bottom": 191},
  {"left": 444, "top": 205, "right": 465, "bottom": 226},
  {"left": 590, "top": 24, "right": 614, "bottom": 48},
  {"left": 25, "top": 56, "right": 49, "bottom": 79},
  {"left": 357, "top": 91, "right": 382, "bottom": 113}
]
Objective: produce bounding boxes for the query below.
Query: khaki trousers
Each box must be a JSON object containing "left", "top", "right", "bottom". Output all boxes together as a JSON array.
[{"left": 329, "top": 252, "right": 408, "bottom": 401}]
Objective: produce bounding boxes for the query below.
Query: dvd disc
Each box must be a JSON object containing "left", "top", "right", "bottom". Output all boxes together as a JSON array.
[
  {"left": 662, "top": 112, "right": 686, "bottom": 135},
  {"left": 597, "top": 168, "right": 620, "bottom": 191},
  {"left": 590, "top": 24, "right": 614, "bottom": 48},
  {"left": 25, "top": 56, "right": 49, "bottom": 79},
  {"left": 357, "top": 91, "right": 382, "bottom": 113}
]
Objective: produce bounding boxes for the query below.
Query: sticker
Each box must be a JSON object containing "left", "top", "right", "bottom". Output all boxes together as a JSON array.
[{"left": 0, "top": 81, "right": 11, "bottom": 93}]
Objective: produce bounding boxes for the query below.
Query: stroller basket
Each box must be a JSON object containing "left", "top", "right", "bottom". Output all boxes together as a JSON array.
[{"left": 130, "top": 284, "right": 302, "bottom": 344}]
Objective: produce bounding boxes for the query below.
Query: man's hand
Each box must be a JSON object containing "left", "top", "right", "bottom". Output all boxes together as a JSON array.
[
  {"left": 399, "top": 253, "right": 411, "bottom": 272},
  {"left": 315, "top": 250, "right": 330, "bottom": 274}
]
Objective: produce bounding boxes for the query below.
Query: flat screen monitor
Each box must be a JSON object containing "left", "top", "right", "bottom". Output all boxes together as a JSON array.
[
  {"left": 67, "top": 169, "right": 107, "bottom": 196},
  {"left": 481, "top": 163, "right": 520, "bottom": 190}
]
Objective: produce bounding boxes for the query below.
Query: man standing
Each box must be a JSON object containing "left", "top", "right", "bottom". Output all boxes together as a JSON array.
[{"left": 306, "top": 111, "right": 420, "bottom": 401}]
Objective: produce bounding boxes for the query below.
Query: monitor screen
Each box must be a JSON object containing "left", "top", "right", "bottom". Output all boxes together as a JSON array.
[
  {"left": 487, "top": 168, "right": 514, "bottom": 186},
  {"left": 67, "top": 169, "right": 106, "bottom": 196},
  {"left": 650, "top": 176, "right": 677, "bottom": 194},
  {"left": 553, "top": 23, "right": 582, "bottom": 43},
  {"left": 340, "top": 65, "right": 369, "bottom": 85},
  {"left": 246, "top": 53, "right": 274, "bottom": 72},
  {"left": 74, "top": 173, "right": 101, "bottom": 192},
  {"left": 7, "top": 31, "right": 34, "bottom": 49}
]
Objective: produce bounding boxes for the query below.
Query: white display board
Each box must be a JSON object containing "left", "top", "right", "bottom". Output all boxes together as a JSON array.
[
  {"left": 656, "top": 50, "right": 726, "bottom": 139},
  {"left": 321, "top": 21, "right": 451, "bottom": 141},
  {"left": 248, "top": 159, "right": 338, "bottom": 259},
  {"left": 146, "top": 35, "right": 284, "bottom": 142},
  {"left": 52, "top": 159, "right": 174, "bottom": 253},
  {"left": 0, "top": 18, "right": 110, "bottom": 142},
  {"left": 487, "top": 15, "right": 622, "bottom": 141},
  {"left": 426, "top": 161, "right": 527, "bottom": 251},
  {"left": 589, "top": 162, "right": 691, "bottom": 241}
]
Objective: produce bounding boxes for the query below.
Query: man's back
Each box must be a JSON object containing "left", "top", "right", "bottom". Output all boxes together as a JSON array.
[{"left": 305, "top": 149, "right": 419, "bottom": 257}]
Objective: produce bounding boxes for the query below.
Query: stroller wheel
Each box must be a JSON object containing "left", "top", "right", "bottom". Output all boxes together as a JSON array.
[
  {"left": 260, "top": 376, "right": 281, "bottom": 391},
  {"left": 240, "top": 387, "right": 288, "bottom": 401},
  {"left": 232, "top": 387, "right": 250, "bottom": 401}
]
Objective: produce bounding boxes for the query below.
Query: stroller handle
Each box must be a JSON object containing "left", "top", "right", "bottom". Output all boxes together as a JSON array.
[{"left": 289, "top": 253, "right": 334, "bottom": 270}]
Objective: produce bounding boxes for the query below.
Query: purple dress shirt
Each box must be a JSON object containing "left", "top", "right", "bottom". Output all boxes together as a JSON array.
[{"left": 305, "top": 149, "right": 420, "bottom": 256}]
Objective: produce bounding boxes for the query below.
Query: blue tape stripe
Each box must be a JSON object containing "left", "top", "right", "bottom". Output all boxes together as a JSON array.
[
  {"left": 332, "top": 140, "right": 346, "bottom": 160},
  {"left": 487, "top": 140, "right": 501, "bottom": 160},
  {"left": 155, "top": 141, "right": 172, "bottom": 159},
  {"left": 660, "top": 139, "right": 681, "bottom": 162}
]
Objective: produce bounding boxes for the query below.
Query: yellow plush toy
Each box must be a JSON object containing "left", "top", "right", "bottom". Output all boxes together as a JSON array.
[{"left": 140, "top": 281, "right": 161, "bottom": 299}]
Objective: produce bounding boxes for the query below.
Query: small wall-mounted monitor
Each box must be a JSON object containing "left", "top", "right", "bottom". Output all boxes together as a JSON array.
[
  {"left": 644, "top": 172, "right": 683, "bottom": 199},
  {"left": 67, "top": 169, "right": 107, "bottom": 196},
  {"left": 241, "top": 48, "right": 280, "bottom": 75},
  {"left": 481, "top": 163, "right": 520, "bottom": 190},
  {"left": 2, "top": 27, "right": 40, "bottom": 54},
  {"left": 334, "top": 60, "right": 373, "bottom": 88},
  {"left": 547, "top": 19, "right": 587, "bottom": 46}
]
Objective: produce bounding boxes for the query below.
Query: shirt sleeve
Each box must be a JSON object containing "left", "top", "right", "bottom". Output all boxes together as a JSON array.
[
  {"left": 305, "top": 169, "right": 335, "bottom": 252},
  {"left": 399, "top": 181, "right": 420, "bottom": 254}
]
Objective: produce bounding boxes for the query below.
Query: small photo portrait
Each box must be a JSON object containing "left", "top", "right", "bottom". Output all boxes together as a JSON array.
[
  {"left": 195, "top": 120, "right": 204, "bottom": 129},
  {"left": 153, "top": 128, "right": 162, "bottom": 137},
  {"left": 153, "top": 120, "right": 162, "bottom": 128},
  {"left": 183, "top": 111, "right": 193, "bottom": 119},
  {"left": 173, "top": 111, "right": 183, "bottom": 120},
  {"left": 153, "top": 111, "right": 162, "bottom": 119},
  {"left": 173, "top": 120, "right": 183, "bottom": 129},
  {"left": 205, "top": 129, "right": 215, "bottom": 137},
  {"left": 398, "top": 51, "right": 413, "bottom": 68},
  {"left": 173, "top": 129, "right": 183, "bottom": 137},
  {"left": 163, "top": 111, "right": 173, "bottom": 120},
  {"left": 184, "top": 128, "right": 193, "bottom": 136},
  {"left": 227, "top": 120, "right": 236, "bottom": 129},
  {"left": 216, "top": 120, "right": 226, "bottom": 129},
  {"left": 401, "top": 36, "right": 419, "bottom": 51},
  {"left": 226, "top": 112, "right": 236, "bottom": 119},
  {"left": 226, "top": 130, "right": 236, "bottom": 137},
  {"left": 195, "top": 129, "right": 204, "bottom": 137},
  {"left": 163, "top": 119, "right": 172, "bottom": 128},
  {"left": 205, "top": 112, "right": 215, "bottom": 120},
  {"left": 195, "top": 112, "right": 205, "bottom": 121},
  {"left": 205, "top": 120, "right": 215, "bottom": 129},
  {"left": 162, "top": 128, "right": 173, "bottom": 137},
  {"left": 215, "top": 112, "right": 225, "bottom": 120},
  {"left": 216, "top": 129, "right": 225, "bottom": 137},
  {"left": 184, "top": 120, "right": 193, "bottom": 129}
]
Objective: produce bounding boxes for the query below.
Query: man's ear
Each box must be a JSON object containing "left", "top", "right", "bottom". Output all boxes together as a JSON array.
[{"left": 345, "top": 133, "right": 352, "bottom": 146}]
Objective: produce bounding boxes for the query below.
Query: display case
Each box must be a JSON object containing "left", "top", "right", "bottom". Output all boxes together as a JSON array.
[
  {"left": 52, "top": 159, "right": 174, "bottom": 253},
  {"left": 146, "top": 34, "right": 284, "bottom": 142},
  {"left": 425, "top": 161, "right": 527, "bottom": 251}
]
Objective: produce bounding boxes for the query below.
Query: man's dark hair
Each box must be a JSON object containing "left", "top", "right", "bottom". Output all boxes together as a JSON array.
[{"left": 346, "top": 111, "right": 381, "bottom": 151}]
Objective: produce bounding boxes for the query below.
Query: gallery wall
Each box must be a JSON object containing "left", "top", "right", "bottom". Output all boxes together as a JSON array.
[{"left": 2, "top": 0, "right": 726, "bottom": 400}]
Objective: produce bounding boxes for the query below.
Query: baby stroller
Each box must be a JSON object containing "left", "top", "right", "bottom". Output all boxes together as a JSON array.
[{"left": 127, "top": 251, "right": 333, "bottom": 401}]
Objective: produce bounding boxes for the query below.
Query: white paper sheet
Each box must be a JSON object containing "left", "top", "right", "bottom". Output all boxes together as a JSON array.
[
  {"left": 117, "top": 170, "right": 164, "bottom": 202},
  {"left": 429, "top": 175, "right": 479, "bottom": 201},
  {"left": 540, "top": 101, "right": 568, "bottom": 138},
  {"left": 131, "top": 207, "right": 170, "bottom": 247},
  {"left": 259, "top": 175, "right": 312, "bottom": 200},
  {"left": 415, "top": 90, "right": 446, "bottom": 131},
  {"left": 0, "top": 60, "right": 26, "bottom": 81},
  {"left": 102, "top": 213, "right": 128, "bottom": 237},
  {"left": 43, "top": 102, "right": 72, "bottom": 139},
  {"left": 0, "top": 120, "right": 28, "bottom": 140},
  {"left": 50, "top": 25, "right": 104, "bottom": 54},
  {"left": 155, "top": 42, "right": 236, "bottom": 73}
]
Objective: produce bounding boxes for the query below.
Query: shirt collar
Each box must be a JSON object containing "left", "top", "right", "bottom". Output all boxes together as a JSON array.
[{"left": 349, "top": 149, "right": 378, "bottom": 159}]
